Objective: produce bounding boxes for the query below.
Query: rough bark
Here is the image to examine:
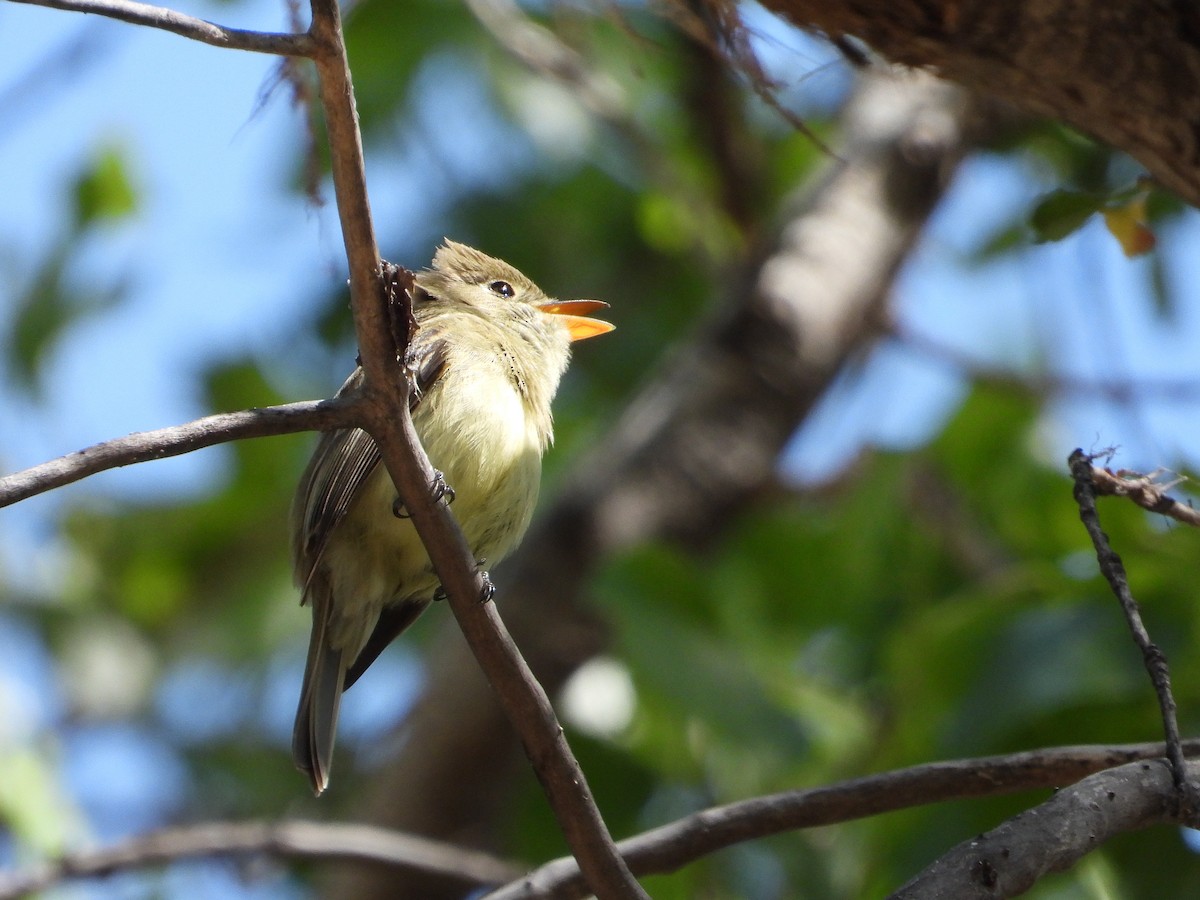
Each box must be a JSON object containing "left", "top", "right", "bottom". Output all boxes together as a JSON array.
[
  {"left": 890, "top": 759, "right": 1189, "bottom": 899},
  {"left": 724, "top": 0, "right": 1200, "bottom": 207}
]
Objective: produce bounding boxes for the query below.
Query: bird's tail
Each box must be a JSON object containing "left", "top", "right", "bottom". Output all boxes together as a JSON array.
[{"left": 292, "top": 587, "right": 346, "bottom": 796}]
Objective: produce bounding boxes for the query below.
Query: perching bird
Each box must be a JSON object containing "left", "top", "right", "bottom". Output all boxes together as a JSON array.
[{"left": 290, "top": 240, "right": 613, "bottom": 794}]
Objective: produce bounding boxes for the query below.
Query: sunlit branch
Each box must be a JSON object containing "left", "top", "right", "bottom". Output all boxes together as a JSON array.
[
  {"left": 1089, "top": 463, "right": 1200, "bottom": 527},
  {"left": 8, "top": 0, "right": 315, "bottom": 56},
  {"left": 0, "top": 400, "right": 358, "bottom": 508}
]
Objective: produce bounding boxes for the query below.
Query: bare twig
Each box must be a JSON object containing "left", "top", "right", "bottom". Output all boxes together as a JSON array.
[
  {"left": 665, "top": 0, "right": 838, "bottom": 158},
  {"left": 9, "top": 0, "right": 315, "bottom": 56},
  {"left": 1089, "top": 464, "right": 1200, "bottom": 527},
  {"left": 0, "top": 820, "right": 521, "bottom": 899},
  {"left": 490, "top": 740, "right": 1200, "bottom": 899},
  {"left": 1068, "top": 449, "right": 1199, "bottom": 821},
  {"left": 0, "top": 399, "right": 358, "bottom": 508},
  {"left": 890, "top": 759, "right": 1198, "bottom": 899},
  {"left": 305, "top": 1, "right": 645, "bottom": 895}
]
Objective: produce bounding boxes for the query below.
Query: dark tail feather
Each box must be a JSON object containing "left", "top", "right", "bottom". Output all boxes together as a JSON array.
[
  {"left": 343, "top": 597, "right": 431, "bottom": 690},
  {"left": 293, "top": 589, "right": 346, "bottom": 796}
]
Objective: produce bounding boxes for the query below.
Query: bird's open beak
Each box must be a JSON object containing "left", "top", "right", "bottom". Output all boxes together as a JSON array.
[{"left": 536, "top": 299, "right": 614, "bottom": 342}]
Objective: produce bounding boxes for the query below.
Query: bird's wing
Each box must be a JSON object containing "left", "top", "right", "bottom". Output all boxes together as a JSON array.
[{"left": 291, "top": 328, "right": 450, "bottom": 593}]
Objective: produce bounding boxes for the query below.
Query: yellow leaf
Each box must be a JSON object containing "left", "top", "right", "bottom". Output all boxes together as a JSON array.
[{"left": 1102, "top": 201, "right": 1156, "bottom": 257}]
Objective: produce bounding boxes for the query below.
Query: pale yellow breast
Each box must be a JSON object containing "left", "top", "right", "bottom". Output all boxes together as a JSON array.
[{"left": 320, "top": 359, "right": 544, "bottom": 658}]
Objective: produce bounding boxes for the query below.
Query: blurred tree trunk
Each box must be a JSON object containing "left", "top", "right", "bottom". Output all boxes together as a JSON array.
[{"left": 322, "top": 65, "right": 975, "bottom": 898}]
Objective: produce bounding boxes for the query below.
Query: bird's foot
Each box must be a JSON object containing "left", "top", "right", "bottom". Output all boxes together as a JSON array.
[
  {"left": 431, "top": 562, "right": 494, "bottom": 604},
  {"left": 431, "top": 469, "right": 455, "bottom": 506},
  {"left": 391, "top": 471, "right": 455, "bottom": 519},
  {"left": 478, "top": 568, "right": 495, "bottom": 604}
]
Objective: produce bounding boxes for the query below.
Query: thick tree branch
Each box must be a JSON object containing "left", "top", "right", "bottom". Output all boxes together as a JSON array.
[
  {"left": 493, "top": 741, "right": 1200, "bottom": 899},
  {"left": 0, "top": 820, "right": 521, "bottom": 899},
  {"left": 8, "top": 0, "right": 314, "bottom": 56},
  {"left": 700, "top": 0, "right": 1200, "bottom": 208},
  {"left": 0, "top": 399, "right": 357, "bottom": 507},
  {"left": 890, "top": 759, "right": 1197, "bottom": 899}
]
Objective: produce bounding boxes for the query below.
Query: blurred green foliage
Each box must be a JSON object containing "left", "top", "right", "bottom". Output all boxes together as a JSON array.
[
  {"left": 3, "top": 0, "right": 1200, "bottom": 898},
  {"left": 4, "top": 144, "right": 136, "bottom": 394}
]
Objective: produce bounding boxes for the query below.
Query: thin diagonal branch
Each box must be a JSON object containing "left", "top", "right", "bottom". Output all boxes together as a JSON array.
[
  {"left": 0, "top": 819, "right": 521, "bottom": 900},
  {"left": 6, "top": 0, "right": 641, "bottom": 890},
  {"left": 1069, "top": 448, "right": 1199, "bottom": 821},
  {"left": 0, "top": 399, "right": 359, "bottom": 508},
  {"left": 305, "top": 1, "right": 645, "bottom": 895},
  {"left": 8, "top": 0, "right": 315, "bottom": 56},
  {"left": 491, "top": 740, "right": 1200, "bottom": 899}
]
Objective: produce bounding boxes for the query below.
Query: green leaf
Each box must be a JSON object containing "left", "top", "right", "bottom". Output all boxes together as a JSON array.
[
  {"left": 73, "top": 146, "right": 138, "bottom": 227},
  {"left": 1029, "top": 189, "right": 1102, "bottom": 242}
]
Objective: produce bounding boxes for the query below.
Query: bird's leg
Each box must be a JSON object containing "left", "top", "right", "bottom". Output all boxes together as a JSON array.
[
  {"left": 432, "top": 561, "right": 494, "bottom": 604},
  {"left": 391, "top": 470, "right": 455, "bottom": 518}
]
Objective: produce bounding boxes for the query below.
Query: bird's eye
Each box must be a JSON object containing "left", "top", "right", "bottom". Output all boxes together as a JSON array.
[{"left": 488, "top": 280, "right": 515, "bottom": 298}]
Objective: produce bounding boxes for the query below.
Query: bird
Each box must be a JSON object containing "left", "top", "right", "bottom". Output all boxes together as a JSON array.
[{"left": 290, "top": 239, "right": 613, "bottom": 794}]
